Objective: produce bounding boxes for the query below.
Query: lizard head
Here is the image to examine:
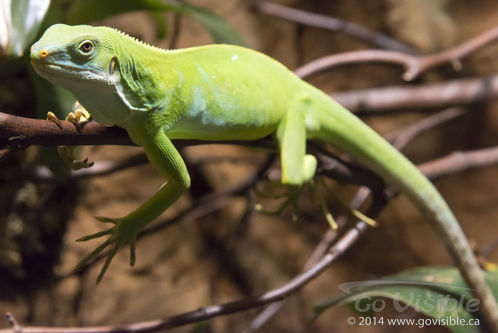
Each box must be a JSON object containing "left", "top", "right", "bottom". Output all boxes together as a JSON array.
[{"left": 31, "top": 24, "right": 118, "bottom": 90}]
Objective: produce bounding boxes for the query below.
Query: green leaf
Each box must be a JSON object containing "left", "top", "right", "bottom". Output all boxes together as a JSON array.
[
  {"left": 65, "top": 0, "right": 245, "bottom": 45},
  {"left": 314, "top": 267, "right": 498, "bottom": 333},
  {"left": 1, "top": 0, "right": 51, "bottom": 57},
  {"left": 178, "top": 3, "right": 246, "bottom": 45}
]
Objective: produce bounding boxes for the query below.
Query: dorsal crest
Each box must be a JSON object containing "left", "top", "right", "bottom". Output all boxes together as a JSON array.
[{"left": 103, "top": 26, "right": 167, "bottom": 53}]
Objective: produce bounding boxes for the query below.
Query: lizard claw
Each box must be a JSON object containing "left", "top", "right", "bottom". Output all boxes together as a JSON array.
[
  {"left": 57, "top": 146, "right": 94, "bottom": 170},
  {"left": 48, "top": 103, "right": 94, "bottom": 170},
  {"left": 47, "top": 111, "right": 63, "bottom": 128},
  {"left": 66, "top": 102, "right": 91, "bottom": 129}
]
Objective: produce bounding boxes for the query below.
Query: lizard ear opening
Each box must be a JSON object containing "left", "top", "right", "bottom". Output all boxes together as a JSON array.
[{"left": 109, "top": 57, "right": 120, "bottom": 83}]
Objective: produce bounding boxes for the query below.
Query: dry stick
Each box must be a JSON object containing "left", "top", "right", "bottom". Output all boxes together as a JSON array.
[
  {"left": 253, "top": 0, "right": 415, "bottom": 54},
  {"left": 387, "top": 106, "right": 469, "bottom": 150},
  {"left": 295, "top": 26, "right": 498, "bottom": 81},
  {"left": 333, "top": 75, "right": 498, "bottom": 114},
  {"left": 419, "top": 145, "right": 498, "bottom": 181},
  {"left": 0, "top": 112, "right": 275, "bottom": 151}
]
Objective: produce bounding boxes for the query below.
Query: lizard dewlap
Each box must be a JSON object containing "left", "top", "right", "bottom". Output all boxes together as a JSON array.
[{"left": 31, "top": 24, "right": 498, "bottom": 328}]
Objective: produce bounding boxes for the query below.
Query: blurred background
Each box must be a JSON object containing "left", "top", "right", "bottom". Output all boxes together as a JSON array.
[{"left": 1, "top": 0, "right": 498, "bottom": 332}]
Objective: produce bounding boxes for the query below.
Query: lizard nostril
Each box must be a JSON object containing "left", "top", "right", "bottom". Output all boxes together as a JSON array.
[{"left": 38, "top": 49, "right": 50, "bottom": 58}]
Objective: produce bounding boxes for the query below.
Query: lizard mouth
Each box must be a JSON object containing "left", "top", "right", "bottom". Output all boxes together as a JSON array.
[
  {"left": 46, "top": 63, "right": 85, "bottom": 73},
  {"left": 32, "top": 60, "right": 107, "bottom": 80},
  {"left": 33, "top": 60, "right": 89, "bottom": 74}
]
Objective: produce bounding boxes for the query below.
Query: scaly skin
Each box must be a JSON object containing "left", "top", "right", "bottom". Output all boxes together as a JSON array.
[{"left": 31, "top": 24, "right": 498, "bottom": 330}]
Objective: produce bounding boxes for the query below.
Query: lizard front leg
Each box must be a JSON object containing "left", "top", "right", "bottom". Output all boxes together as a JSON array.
[
  {"left": 47, "top": 102, "right": 94, "bottom": 170},
  {"left": 75, "top": 121, "right": 190, "bottom": 283}
]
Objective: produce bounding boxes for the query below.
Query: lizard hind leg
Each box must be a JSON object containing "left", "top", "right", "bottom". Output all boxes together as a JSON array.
[{"left": 276, "top": 96, "right": 317, "bottom": 186}]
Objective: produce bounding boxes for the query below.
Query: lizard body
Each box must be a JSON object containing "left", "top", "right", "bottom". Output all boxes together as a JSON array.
[{"left": 30, "top": 24, "right": 498, "bottom": 329}]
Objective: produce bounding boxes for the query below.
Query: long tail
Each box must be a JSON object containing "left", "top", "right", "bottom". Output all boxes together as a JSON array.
[{"left": 312, "top": 98, "right": 498, "bottom": 331}]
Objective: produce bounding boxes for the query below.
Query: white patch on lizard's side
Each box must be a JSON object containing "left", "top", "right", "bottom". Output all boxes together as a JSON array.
[
  {"left": 188, "top": 86, "right": 206, "bottom": 116},
  {"left": 187, "top": 86, "right": 226, "bottom": 127},
  {"left": 231, "top": 55, "right": 238, "bottom": 61},
  {"left": 197, "top": 65, "right": 212, "bottom": 84},
  {"left": 177, "top": 71, "right": 184, "bottom": 88}
]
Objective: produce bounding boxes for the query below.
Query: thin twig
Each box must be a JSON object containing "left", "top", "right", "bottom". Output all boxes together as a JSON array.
[
  {"left": 387, "top": 106, "right": 469, "bottom": 150},
  {"left": 480, "top": 237, "right": 498, "bottom": 259},
  {"left": 332, "top": 75, "right": 498, "bottom": 114},
  {"left": 418, "top": 146, "right": 498, "bottom": 180},
  {"left": 295, "top": 26, "right": 498, "bottom": 81},
  {"left": 253, "top": 1, "right": 414, "bottom": 53}
]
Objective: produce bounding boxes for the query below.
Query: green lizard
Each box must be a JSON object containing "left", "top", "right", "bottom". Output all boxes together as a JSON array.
[{"left": 30, "top": 24, "right": 498, "bottom": 329}]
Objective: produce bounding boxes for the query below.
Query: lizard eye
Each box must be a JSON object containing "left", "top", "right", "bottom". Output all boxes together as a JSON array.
[{"left": 78, "top": 41, "right": 94, "bottom": 54}]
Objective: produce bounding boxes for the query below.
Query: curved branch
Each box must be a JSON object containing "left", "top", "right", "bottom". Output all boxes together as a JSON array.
[
  {"left": 333, "top": 75, "right": 498, "bottom": 114},
  {"left": 0, "top": 112, "right": 275, "bottom": 150},
  {"left": 253, "top": 1, "right": 414, "bottom": 53},
  {"left": 418, "top": 146, "right": 498, "bottom": 180},
  {"left": 295, "top": 26, "right": 498, "bottom": 81},
  {"left": 0, "top": 112, "right": 132, "bottom": 148},
  {"left": 387, "top": 106, "right": 469, "bottom": 150}
]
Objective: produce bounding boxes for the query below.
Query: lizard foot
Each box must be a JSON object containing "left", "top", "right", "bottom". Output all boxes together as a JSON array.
[
  {"left": 57, "top": 146, "right": 94, "bottom": 170},
  {"left": 74, "top": 215, "right": 137, "bottom": 283},
  {"left": 47, "top": 104, "right": 94, "bottom": 170},
  {"left": 66, "top": 102, "right": 91, "bottom": 129},
  {"left": 254, "top": 183, "right": 301, "bottom": 216},
  {"left": 314, "top": 179, "right": 377, "bottom": 230}
]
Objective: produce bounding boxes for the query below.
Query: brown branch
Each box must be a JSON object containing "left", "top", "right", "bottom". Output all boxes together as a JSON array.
[
  {"left": 0, "top": 112, "right": 275, "bottom": 151},
  {"left": 295, "top": 26, "right": 498, "bottom": 81},
  {"left": 253, "top": 1, "right": 414, "bottom": 53},
  {"left": 333, "top": 75, "right": 498, "bottom": 114},
  {"left": 0, "top": 112, "right": 132, "bottom": 148},
  {"left": 418, "top": 146, "right": 498, "bottom": 181}
]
